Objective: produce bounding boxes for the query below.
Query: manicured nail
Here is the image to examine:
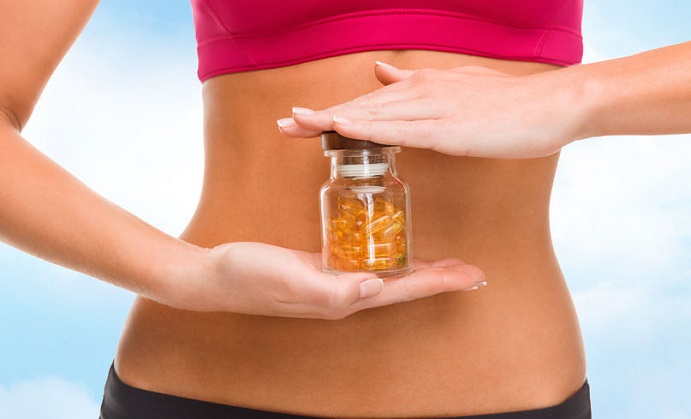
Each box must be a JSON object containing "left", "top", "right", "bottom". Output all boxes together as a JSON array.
[
  {"left": 333, "top": 115, "right": 353, "bottom": 126},
  {"left": 463, "top": 280, "right": 488, "bottom": 292},
  {"left": 276, "top": 118, "right": 296, "bottom": 130},
  {"left": 292, "top": 107, "right": 315, "bottom": 116},
  {"left": 375, "top": 60, "right": 399, "bottom": 71},
  {"left": 359, "top": 278, "right": 384, "bottom": 299}
]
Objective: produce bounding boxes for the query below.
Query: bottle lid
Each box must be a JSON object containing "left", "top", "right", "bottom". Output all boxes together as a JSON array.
[{"left": 321, "top": 131, "right": 392, "bottom": 150}]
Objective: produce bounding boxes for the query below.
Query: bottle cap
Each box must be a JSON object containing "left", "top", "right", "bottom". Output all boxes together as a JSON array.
[{"left": 321, "top": 131, "right": 392, "bottom": 150}]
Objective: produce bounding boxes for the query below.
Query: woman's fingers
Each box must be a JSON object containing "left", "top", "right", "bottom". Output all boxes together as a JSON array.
[
  {"left": 331, "top": 117, "right": 455, "bottom": 153},
  {"left": 281, "top": 93, "right": 444, "bottom": 140},
  {"left": 374, "top": 61, "right": 415, "bottom": 85},
  {"left": 278, "top": 108, "right": 431, "bottom": 141},
  {"left": 279, "top": 115, "right": 446, "bottom": 152},
  {"left": 276, "top": 115, "right": 321, "bottom": 138},
  {"left": 348, "top": 261, "right": 486, "bottom": 313},
  {"left": 203, "top": 242, "right": 486, "bottom": 320},
  {"left": 275, "top": 256, "right": 486, "bottom": 320},
  {"left": 278, "top": 65, "right": 488, "bottom": 140},
  {"left": 279, "top": 72, "right": 426, "bottom": 136},
  {"left": 280, "top": 62, "right": 574, "bottom": 158}
]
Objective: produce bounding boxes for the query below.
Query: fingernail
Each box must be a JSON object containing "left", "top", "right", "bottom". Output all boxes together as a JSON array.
[
  {"left": 276, "top": 118, "right": 296, "bottom": 129},
  {"left": 292, "top": 107, "right": 315, "bottom": 116},
  {"left": 463, "top": 280, "right": 488, "bottom": 292},
  {"left": 375, "top": 60, "right": 399, "bottom": 71},
  {"left": 333, "top": 115, "right": 353, "bottom": 126},
  {"left": 359, "top": 278, "right": 384, "bottom": 299}
]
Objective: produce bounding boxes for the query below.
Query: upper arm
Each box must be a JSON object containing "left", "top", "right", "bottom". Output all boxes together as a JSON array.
[{"left": 0, "top": 0, "right": 99, "bottom": 131}]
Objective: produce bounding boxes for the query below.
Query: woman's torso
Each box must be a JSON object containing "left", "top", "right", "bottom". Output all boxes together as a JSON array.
[{"left": 114, "top": 50, "right": 586, "bottom": 418}]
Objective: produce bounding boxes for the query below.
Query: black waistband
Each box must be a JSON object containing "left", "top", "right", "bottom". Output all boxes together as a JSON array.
[{"left": 100, "top": 364, "right": 591, "bottom": 419}]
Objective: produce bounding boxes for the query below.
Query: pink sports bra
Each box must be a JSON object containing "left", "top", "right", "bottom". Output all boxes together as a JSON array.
[{"left": 191, "top": 0, "right": 583, "bottom": 81}]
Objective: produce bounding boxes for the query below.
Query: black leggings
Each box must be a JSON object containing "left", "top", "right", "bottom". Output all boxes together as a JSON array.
[{"left": 100, "top": 364, "right": 591, "bottom": 419}]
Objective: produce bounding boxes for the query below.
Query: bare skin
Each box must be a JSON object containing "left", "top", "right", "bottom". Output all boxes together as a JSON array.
[
  {"left": 5, "top": 1, "right": 691, "bottom": 417},
  {"left": 1, "top": 1, "right": 582, "bottom": 417},
  {"left": 115, "top": 50, "right": 586, "bottom": 417}
]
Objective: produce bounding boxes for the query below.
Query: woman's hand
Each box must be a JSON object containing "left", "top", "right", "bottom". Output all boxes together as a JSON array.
[
  {"left": 169, "top": 242, "right": 485, "bottom": 320},
  {"left": 278, "top": 62, "right": 587, "bottom": 159}
]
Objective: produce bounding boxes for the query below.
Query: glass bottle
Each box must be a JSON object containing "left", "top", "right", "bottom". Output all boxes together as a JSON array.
[{"left": 320, "top": 131, "right": 413, "bottom": 278}]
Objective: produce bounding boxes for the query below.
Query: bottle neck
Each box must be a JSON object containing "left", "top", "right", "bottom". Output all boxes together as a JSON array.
[{"left": 326, "top": 147, "right": 400, "bottom": 180}]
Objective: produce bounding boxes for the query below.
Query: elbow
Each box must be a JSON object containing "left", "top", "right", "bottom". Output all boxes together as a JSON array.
[{"left": 0, "top": 103, "right": 26, "bottom": 132}]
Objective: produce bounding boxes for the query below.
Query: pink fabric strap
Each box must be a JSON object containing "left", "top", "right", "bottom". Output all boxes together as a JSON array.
[{"left": 192, "top": 1, "right": 583, "bottom": 81}]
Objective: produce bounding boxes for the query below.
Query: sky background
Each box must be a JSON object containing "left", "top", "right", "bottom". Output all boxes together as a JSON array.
[{"left": 0, "top": 1, "right": 689, "bottom": 418}]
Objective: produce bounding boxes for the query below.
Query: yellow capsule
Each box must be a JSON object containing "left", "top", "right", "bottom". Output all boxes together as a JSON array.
[
  {"left": 379, "top": 220, "right": 405, "bottom": 239},
  {"left": 329, "top": 214, "right": 355, "bottom": 239},
  {"left": 329, "top": 255, "right": 360, "bottom": 271},
  {"left": 365, "top": 214, "right": 393, "bottom": 235},
  {"left": 329, "top": 218, "right": 348, "bottom": 233},
  {"left": 353, "top": 212, "right": 367, "bottom": 232},
  {"left": 327, "top": 194, "right": 409, "bottom": 274},
  {"left": 395, "top": 253, "right": 407, "bottom": 267},
  {"left": 392, "top": 220, "right": 405, "bottom": 235},
  {"left": 328, "top": 242, "right": 345, "bottom": 258},
  {"left": 364, "top": 242, "right": 395, "bottom": 258},
  {"left": 336, "top": 230, "right": 361, "bottom": 246},
  {"left": 373, "top": 198, "right": 395, "bottom": 216},
  {"left": 394, "top": 234, "right": 407, "bottom": 253},
  {"left": 338, "top": 196, "right": 365, "bottom": 218},
  {"left": 340, "top": 244, "right": 362, "bottom": 258},
  {"left": 362, "top": 257, "right": 395, "bottom": 270},
  {"left": 392, "top": 210, "right": 405, "bottom": 224},
  {"left": 379, "top": 225, "right": 394, "bottom": 239}
]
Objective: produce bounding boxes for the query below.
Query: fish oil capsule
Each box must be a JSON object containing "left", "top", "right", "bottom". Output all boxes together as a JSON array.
[{"left": 320, "top": 132, "right": 413, "bottom": 278}]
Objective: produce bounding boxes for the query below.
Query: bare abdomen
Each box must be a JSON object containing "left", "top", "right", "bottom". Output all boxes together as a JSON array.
[{"left": 115, "top": 50, "right": 586, "bottom": 417}]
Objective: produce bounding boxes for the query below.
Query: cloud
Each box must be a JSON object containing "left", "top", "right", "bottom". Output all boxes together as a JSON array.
[
  {"left": 21, "top": 10, "right": 204, "bottom": 237},
  {"left": 0, "top": 377, "right": 100, "bottom": 419},
  {"left": 573, "top": 277, "right": 691, "bottom": 340},
  {"left": 552, "top": 135, "right": 691, "bottom": 285}
]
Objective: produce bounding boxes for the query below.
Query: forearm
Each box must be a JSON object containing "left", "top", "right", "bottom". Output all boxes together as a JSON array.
[
  {"left": 574, "top": 41, "right": 691, "bottom": 139},
  {"left": 0, "top": 120, "right": 208, "bottom": 304}
]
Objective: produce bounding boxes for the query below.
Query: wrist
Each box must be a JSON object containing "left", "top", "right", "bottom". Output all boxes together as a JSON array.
[
  {"left": 556, "top": 64, "right": 606, "bottom": 143},
  {"left": 145, "top": 237, "right": 215, "bottom": 311}
]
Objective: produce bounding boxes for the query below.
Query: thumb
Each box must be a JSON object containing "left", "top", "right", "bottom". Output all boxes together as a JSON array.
[{"left": 374, "top": 61, "right": 415, "bottom": 85}]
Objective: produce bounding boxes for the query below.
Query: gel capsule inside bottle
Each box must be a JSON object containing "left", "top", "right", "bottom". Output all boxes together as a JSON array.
[{"left": 320, "top": 132, "right": 413, "bottom": 278}]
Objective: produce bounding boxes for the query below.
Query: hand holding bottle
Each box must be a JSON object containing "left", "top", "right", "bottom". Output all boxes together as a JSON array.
[
  {"left": 169, "top": 242, "right": 486, "bottom": 320},
  {"left": 279, "top": 42, "right": 691, "bottom": 158},
  {"left": 279, "top": 62, "right": 581, "bottom": 158}
]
